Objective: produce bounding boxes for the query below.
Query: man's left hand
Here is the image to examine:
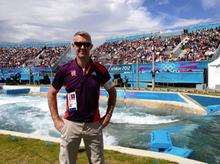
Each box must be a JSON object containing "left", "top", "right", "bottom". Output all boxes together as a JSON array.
[{"left": 99, "top": 113, "right": 112, "bottom": 130}]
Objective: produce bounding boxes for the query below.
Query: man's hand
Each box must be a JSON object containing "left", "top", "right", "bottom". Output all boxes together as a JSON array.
[
  {"left": 48, "top": 86, "right": 64, "bottom": 132},
  {"left": 99, "top": 86, "right": 116, "bottom": 130},
  {"left": 99, "top": 113, "right": 112, "bottom": 130},
  {"left": 53, "top": 117, "right": 64, "bottom": 132}
]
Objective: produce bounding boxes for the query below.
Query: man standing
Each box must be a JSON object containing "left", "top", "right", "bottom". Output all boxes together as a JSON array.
[{"left": 48, "top": 31, "right": 117, "bottom": 164}]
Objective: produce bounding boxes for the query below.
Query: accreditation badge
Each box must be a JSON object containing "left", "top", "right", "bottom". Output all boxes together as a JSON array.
[{"left": 67, "top": 92, "right": 77, "bottom": 112}]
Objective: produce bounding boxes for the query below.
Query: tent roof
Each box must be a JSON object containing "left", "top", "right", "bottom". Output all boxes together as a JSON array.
[{"left": 209, "top": 56, "right": 220, "bottom": 66}]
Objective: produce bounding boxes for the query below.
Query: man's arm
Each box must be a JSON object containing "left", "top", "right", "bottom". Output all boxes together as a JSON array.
[
  {"left": 106, "top": 86, "right": 117, "bottom": 115},
  {"left": 47, "top": 86, "right": 64, "bottom": 131},
  {"left": 100, "top": 86, "right": 117, "bottom": 128}
]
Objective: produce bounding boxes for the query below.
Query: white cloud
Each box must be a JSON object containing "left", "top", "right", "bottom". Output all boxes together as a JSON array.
[
  {"left": 0, "top": 0, "right": 162, "bottom": 45},
  {"left": 201, "top": 0, "right": 220, "bottom": 10},
  {"left": 1, "top": 0, "right": 217, "bottom": 45}
]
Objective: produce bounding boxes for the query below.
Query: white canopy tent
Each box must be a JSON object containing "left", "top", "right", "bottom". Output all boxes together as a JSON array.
[{"left": 208, "top": 56, "right": 220, "bottom": 90}]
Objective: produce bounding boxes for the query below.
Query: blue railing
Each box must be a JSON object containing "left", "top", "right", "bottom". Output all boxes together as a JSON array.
[
  {"left": 0, "top": 41, "right": 70, "bottom": 48},
  {"left": 187, "top": 22, "right": 220, "bottom": 33}
]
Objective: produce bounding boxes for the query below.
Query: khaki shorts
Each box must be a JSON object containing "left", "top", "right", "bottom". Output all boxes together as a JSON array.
[{"left": 59, "top": 119, "right": 104, "bottom": 164}]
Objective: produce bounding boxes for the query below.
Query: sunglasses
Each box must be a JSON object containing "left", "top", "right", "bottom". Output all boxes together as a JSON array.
[{"left": 73, "top": 42, "right": 92, "bottom": 48}]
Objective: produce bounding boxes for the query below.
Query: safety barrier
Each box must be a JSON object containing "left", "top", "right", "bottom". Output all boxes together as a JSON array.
[{"left": 0, "top": 61, "right": 208, "bottom": 86}]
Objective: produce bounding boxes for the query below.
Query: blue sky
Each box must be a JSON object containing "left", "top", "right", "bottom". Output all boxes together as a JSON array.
[
  {"left": 144, "top": 0, "right": 219, "bottom": 25},
  {"left": 0, "top": 0, "right": 219, "bottom": 45}
]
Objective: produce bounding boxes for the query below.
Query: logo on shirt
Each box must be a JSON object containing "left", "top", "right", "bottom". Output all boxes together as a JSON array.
[{"left": 70, "top": 70, "right": 77, "bottom": 77}]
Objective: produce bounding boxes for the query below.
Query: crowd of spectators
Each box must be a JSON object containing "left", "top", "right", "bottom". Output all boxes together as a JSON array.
[
  {"left": 91, "top": 35, "right": 181, "bottom": 65},
  {"left": 26, "top": 46, "right": 67, "bottom": 67},
  {"left": 178, "top": 29, "right": 220, "bottom": 61},
  {"left": 91, "top": 28, "right": 220, "bottom": 65},
  {"left": 0, "top": 47, "right": 40, "bottom": 68},
  {"left": 0, "top": 28, "right": 219, "bottom": 68},
  {"left": 0, "top": 46, "right": 67, "bottom": 68}
]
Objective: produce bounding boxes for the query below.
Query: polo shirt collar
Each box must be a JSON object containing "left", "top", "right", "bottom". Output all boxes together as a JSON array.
[{"left": 73, "top": 58, "right": 94, "bottom": 75}]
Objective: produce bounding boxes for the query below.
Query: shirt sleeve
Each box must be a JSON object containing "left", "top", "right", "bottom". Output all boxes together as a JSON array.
[
  {"left": 52, "top": 67, "right": 65, "bottom": 91},
  {"left": 99, "top": 66, "right": 111, "bottom": 86}
]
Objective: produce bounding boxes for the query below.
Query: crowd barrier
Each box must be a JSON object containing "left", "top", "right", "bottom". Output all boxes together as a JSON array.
[
  {"left": 0, "top": 67, "right": 53, "bottom": 83},
  {"left": 109, "top": 61, "right": 208, "bottom": 87},
  {"left": 0, "top": 61, "right": 208, "bottom": 86}
]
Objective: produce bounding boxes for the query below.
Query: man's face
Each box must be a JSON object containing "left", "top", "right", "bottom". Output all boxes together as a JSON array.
[{"left": 73, "top": 35, "right": 92, "bottom": 59}]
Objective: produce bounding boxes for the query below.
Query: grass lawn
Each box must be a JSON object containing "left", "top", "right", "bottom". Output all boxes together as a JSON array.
[{"left": 0, "top": 134, "right": 175, "bottom": 164}]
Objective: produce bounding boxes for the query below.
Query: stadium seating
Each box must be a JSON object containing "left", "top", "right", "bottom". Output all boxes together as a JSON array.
[{"left": 0, "top": 26, "right": 219, "bottom": 86}]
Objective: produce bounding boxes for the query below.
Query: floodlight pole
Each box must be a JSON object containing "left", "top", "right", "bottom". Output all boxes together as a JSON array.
[
  {"left": 49, "top": 65, "right": 53, "bottom": 84},
  {"left": 136, "top": 55, "right": 140, "bottom": 90},
  {"left": 152, "top": 48, "right": 155, "bottom": 90},
  {"left": 29, "top": 67, "right": 31, "bottom": 85}
]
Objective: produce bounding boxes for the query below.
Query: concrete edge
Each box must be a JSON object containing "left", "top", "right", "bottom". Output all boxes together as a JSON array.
[
  {"left": 35, "top": 90, "right": 206, "bottom": 115},
  {"left": 112, "top": 88, "right": 183, "bottom": 94},
  {"left": 179, "top": 93, "right": 207, "bottom": 114},
  {"left": 0, "top": 130, "right": 206, "bottom": 164},
  {"left": 187, "top": 93, "right": 220, "bottom": 98},
  {"left": 178, "top": 93, "right": 207, "bottom": 115},
  {"left": 2, "top": 85, "right": 208, "bottom": 115},
  {"left": 100, "top": 96, "right": 206, "bottom": 115},
  {"left": 2, "top": 85, "right": 41, "bottom": 93},
  {"left": 2, "top": 85, "right": 220, "bottom": 97}
]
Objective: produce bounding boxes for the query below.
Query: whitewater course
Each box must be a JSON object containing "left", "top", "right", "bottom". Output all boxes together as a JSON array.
[{"left": 0, "top": 85, "right": 220, "bottom": 163}]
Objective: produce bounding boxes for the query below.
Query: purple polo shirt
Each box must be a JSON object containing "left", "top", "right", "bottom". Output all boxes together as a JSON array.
[{"left": 52, "top": 59, "right": 111, "bottom": 122}]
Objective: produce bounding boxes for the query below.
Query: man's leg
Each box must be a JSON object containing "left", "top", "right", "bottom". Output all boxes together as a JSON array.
[
  {"left": 59, "top": 119, "right": 83, "bottom": 164},
  {"left": 83, "top": 122, "right": 104, "bottom": 164}
]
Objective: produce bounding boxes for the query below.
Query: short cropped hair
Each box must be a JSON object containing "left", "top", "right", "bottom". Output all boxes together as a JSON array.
[{"left": 74, "top": 31, "right": 92, "bottom": 43}]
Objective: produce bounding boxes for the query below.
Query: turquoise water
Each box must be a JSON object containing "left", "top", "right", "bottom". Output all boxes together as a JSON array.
[{"left": 0, "top": 94, "right": 219, "bottom": 164}]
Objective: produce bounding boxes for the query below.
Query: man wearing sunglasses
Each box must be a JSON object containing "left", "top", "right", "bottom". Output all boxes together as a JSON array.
[{"left": 48, "top": 31, "right": 117, "bottom": 164}]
